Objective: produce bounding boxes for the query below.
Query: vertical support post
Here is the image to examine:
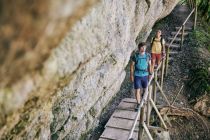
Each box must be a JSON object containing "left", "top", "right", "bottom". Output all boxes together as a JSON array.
[
  {"left": 153, "top": 71, "right": 157, "bottom": 104},
  {"left": 180, "top": 25, "right": 185, "bottom": 51},
  {"left": 146, "top": 85, "right": 152, "bottom": 125},
  {"left": 138, "top": 107, "right": 145, "bottom": 140},
  {"left": 160, "top": 58, "right": 165, "bottom": 88},
  {"left": 165, "top": 46, "right": 170, "bottom": 77},
  {"left": 188, "top": 0, "right": 192, "bottom": 9},
  {"left": 194, "top": 0, "right": 197, "bottom": 30}
]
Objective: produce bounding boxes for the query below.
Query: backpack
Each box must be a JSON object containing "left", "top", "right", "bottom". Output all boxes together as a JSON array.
[
  {"left": 151, "top": 37, "right": 164, "bottom": 51},
  {"left": 133, "top": 53, "right": 150, "bottom": 72}
]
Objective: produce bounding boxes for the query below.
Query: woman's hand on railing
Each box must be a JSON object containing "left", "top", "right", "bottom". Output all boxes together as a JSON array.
[{"left": 162, "top": 52, "right": 166, "bottom": 58}]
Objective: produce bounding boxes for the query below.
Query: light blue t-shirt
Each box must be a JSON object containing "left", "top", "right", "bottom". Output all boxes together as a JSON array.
[{"left": 131, "top": 53, "right": 151, "bottom": 77}]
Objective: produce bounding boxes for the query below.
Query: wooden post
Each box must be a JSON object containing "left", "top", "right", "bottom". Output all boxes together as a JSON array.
[
  {"left": 188, "top": 0, "right": 192, "bottom": 9},
  {"left": 153, "top": 71, "right": 157, "bottom": 104},
  {"left": 165, "top": 46, "right": 170, "bottom": 77},
  {"left": 149, "top": 98, "right": 168, "bottom": 130},
  {"left": 194, "top": 0, "right": 197, "bottom": 30},
  {"left": 142, "top": 122, "right": 154, "bottom": 140},
  {"left": 155, "top": 81, "right": 171, "bottom": 106},
  {"left": 180, "top": 25, "right": 185, "bottom": 51},
  {"left": 138, "top": 107, "right": 145, "bottom": 140},
  {"left": 160, "top": 58, "right": 165, "bottom": 88},
  {"left": 146, "top": 85, "right": 153, "bottom": 125}
]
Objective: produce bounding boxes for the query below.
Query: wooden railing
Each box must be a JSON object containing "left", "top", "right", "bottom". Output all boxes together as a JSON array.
[
  {"left": 165, "top": 0, "right": 198, "bottom": 76},
  {"left": 128, "top": 1, "right": 198, "bottom": 139},
  {"left": 128, "top": 58, "right": 170, "bottom": 140}
]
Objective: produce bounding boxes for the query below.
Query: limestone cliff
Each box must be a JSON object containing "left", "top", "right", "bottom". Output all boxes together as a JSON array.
[{"left": 0, "top": 0, "right": 178, "bottom": 139}]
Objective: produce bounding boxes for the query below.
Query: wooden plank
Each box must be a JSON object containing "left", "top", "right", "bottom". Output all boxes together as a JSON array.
[
  {"left": 175, "top": 26, "right": 192, "bottom": 30},
  {"left": 105, "top": 117, "right": 138, "bottom": 130},
  {"left": 168, "top": 37, "right": 181, "bottom": 42},
  {"left": 106, "top": 126, "right": 139, "bottom": 132},
  {"left": 171, "top": 32, "right": 189, "bottom": 36},
  {"left": 166, "top": 43, "right": 180, "bottom": 49},
  {"left": 122, "top": 98, "right": 136, "bottom": 103},
  {"left": 112, "top": 110, "right": 137, "bottom": 120},
  {"left": 100, "top": 127, "right": 138, "bottom": 140},
  {"left": 113, "top": 116, "right": 139, "bottom": 121},
  {"left": 169, "top": 51, "right": 178, "bottom": 55},
  {"left": 117, "top": 101, "right": 136, "bottom": 110}
]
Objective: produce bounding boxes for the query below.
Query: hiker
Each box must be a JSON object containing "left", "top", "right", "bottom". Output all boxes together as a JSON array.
[
  {"left": 151, "top": 30, "right": 166, "bottom": 71},
  {"left": 130, "top": 42, "right": 152, "bottom": 111}
]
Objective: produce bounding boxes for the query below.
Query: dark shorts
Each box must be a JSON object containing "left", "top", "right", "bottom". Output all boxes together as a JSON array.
[{"left": 134, "top": 76, "right": 148, "bottom": 89}]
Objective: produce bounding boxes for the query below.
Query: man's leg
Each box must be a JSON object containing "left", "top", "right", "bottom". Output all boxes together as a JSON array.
[
  {"left": 141, "top": 76, "right": 149, "bottom": 97},
  {"left": 134, "top": 76, "right": 142, "bottom": 111},
  {"left": 135, "top": 88, "right": 141, "bottom": 112},
  {"left": 134, "top": 76, "right": 141, "bottom": 104},
  {"left": 134, "top": 77, "right": 147, "bottom": 111},
  {"left": 135, "top": 89, "right": 141, "bottom": 104}
]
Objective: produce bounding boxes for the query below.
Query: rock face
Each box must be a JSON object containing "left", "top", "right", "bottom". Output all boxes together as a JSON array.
[{"left": 0, "top": 0, "right": 178, "bottom": 139}]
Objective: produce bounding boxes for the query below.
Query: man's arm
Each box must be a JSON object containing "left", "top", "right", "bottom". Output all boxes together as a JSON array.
[
  {"left": 148, "top": 60, "right": 152, "bottom": 74},
  {"left": 130, "top": 61, "right": 135, "bottom": 82}
]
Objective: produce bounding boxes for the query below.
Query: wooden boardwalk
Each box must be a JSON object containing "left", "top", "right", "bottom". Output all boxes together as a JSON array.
[
  {"left": 99, "top": 4, "right": 196, "bottom": 140},
  {"left": 99, "top": 98, "right": 148, "bottom": 140}
]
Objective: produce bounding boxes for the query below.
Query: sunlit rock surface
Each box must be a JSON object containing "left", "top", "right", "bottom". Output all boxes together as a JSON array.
[{"left": 0, "top": 0, "right": 178, "bottom": 139}]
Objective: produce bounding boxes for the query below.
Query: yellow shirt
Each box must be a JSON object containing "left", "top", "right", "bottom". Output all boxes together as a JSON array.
[{"left": 151, "top": 37, "right": 165, "bottom": 54}]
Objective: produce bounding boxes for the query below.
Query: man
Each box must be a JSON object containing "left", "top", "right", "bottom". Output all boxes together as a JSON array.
[
  {"left": 130, "top": 42, "right": 152, "bottom": 111},
  {"left": 151, "top": 30, "right": 166, "bottom": 71}
]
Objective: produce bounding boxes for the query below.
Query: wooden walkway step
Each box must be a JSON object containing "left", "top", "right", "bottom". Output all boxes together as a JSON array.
[
  {"left": 99, "top": 127, "right": 138, "bottom": 140},
  {"left": 99, "top": 98, "right": 150, "bottom": 140},
  {"left": 166, "top": 43, "right": 180, "bottom": 49},
  {"left": 171, "top": 32, "right": 189, "bottom": 36},
  {"left": 175, "top": 26, "right": 192, "bottom": 31},
  {"left": 169, "top": 51, "right": 179, "bottom": 56},
  {"left": 168, "top": 37, "right": 181, "bottom": 42}
]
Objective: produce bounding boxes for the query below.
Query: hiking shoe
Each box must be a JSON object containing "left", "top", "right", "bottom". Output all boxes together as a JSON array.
[{"left": 135, "top": 103, "right": 140, "bottom": 112}]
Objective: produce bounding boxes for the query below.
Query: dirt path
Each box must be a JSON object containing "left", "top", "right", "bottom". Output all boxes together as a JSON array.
[{"left": 88, "top": 4, "right": 210, "bottom": 140}]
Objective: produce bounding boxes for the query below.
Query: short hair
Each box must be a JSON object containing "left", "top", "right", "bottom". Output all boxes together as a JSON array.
[
  {"left": 138, "top": 42, "right": 146, "bottom": 50},
  {"left": 156, "top": 30, "right": 161, "bottom": 33}
]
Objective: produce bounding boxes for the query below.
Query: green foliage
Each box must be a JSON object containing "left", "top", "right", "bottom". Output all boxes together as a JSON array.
[
  {"left": 194, "top": 29, "right": 210, "bottom": 50},
  {"left": 187, "top": 17, "right": 210, "bottom": 102},
  {"left": 188, "top": 66, "right": 210, "bottom": 100},
  {"left": 197, "top": 0, "right": 210, "bottom": 21},
  {"left": 189, "top": 20, "right": 210, "bottom": 52},
  {"left": 179, "top": 0, "right": 187, "bottom": 5},
  {"left": 179, "top": 0, "right": 210, "bottom": 21}
]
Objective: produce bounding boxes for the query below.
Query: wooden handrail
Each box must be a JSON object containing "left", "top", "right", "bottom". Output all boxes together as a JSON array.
[
  {"left": 128, "top": 73, "right": 154, "bottom": 140},
  {"left": 168, "top": 8, "right": 195, "bottom": 48},
  {"left": 165, "top": 6, "right": 196, "bottom": 76},
  {"left": 128, "top": 57, "right": 166, "bottom": 139}
]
